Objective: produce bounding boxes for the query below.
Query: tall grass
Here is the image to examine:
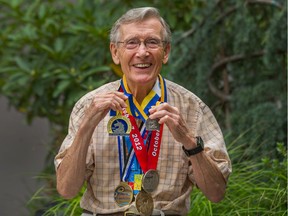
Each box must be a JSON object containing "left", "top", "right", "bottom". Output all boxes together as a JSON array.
[
  {"left": 188, "top": 142, "right": 287, "bottom": 216},
  {"left": 27, "top": 184, "right": 84, "bottom": 216}
]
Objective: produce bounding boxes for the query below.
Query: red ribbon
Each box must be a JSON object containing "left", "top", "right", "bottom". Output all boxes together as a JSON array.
[{"left": 121, "top": 108, "right": 163, "bottom": 173}]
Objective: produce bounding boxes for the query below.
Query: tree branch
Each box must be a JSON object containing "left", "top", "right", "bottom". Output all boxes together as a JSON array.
[
  {"left": 208, "top": 51, "right": 265, "bottom": 102},
  {"left": 245, "top": 0, "right": 283, "bottom": 9}
]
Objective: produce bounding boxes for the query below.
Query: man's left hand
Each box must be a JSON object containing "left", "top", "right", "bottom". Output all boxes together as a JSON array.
[{"left": 149, "top": 103, "right": 196, "bottom": 148}]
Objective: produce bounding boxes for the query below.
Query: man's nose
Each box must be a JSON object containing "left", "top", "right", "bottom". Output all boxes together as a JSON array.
[{"left": 136, "top": 42, "right": 149, "bottom": 57}]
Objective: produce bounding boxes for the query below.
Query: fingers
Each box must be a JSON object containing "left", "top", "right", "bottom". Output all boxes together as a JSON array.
[
  {"left": 149, "top": 103, "right": 181, "bottom": 130},
  {"left": 149, "top": 103, "right": 191, "bottom": 144},
  {"left": 85, "top": 91, "right": 128, "bottom": 119},
  {"left": 149, "top": 103, "right": 180, "bottom": 124},
  {"left": 93, "top": 91, "right": 128, "bottom": 111},
  {"left": 107, "top": 92, "right": 128, "bottom": 111},
  {"left": 84, "top": 91, "right": 127, "bottom": 126}
]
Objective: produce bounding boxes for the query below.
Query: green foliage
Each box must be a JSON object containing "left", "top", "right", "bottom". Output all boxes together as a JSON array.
[
  {"left": 188, "top": 142, "right": 287, "bottom": 216},
  {"left": 170, "top": 0, "right": 287, "bottom": 159},
  {"left": 0, "top": 0, "right": 117, "bottom": 127},
  {"left": 27, "top": 183, "right": 84, "bottom": 216}
]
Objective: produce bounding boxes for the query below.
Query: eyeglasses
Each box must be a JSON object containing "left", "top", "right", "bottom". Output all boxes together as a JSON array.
[{"left": 117, "top": 38, "right": 166, "bottom": 50}]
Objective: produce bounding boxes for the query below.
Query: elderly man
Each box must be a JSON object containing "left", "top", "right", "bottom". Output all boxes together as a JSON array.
[{"left": 55, "top": 7, "right": 231, "bottom": 216}]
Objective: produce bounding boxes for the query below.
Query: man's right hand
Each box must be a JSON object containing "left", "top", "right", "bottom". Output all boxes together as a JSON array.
[{"left": 83, "top": 91, "right": 128, "bottom": 128}]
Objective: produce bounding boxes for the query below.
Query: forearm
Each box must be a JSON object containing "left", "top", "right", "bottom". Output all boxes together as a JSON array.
[
  {"left": 189, "top": 151, "right": 227, "bottom": 203},
  {"left": 56, "top": 120, "right": 95, "bottom": 199},
  {"left": 182, "top": 135, "right": 227, "bottom": 203}
]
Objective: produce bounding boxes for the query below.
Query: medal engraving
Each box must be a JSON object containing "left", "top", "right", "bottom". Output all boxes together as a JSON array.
[
  {"left": 108, "top": 116, "right": 132, "bottom": 136},
  {"left": 142, "top": 169, "right": 160, "bottom": 193},
  {"left": 146, "top": 118, "right": 160, "bottom": 131},
  {"left": 114, "top": 182, "right": 133, "bottom": 207},
  {"left": 135, "top": 190, "right": 154, "bottom": 216}
]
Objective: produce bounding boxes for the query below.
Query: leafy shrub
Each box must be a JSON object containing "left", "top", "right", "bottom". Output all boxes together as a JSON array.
[{"left": 189, "top": 142, "right": 287, "bottom": 216}]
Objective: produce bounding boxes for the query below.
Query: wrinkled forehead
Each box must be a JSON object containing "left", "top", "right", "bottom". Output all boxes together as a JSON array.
[{"left": 118, "top": 18, "right": 164, "bottom": 40}]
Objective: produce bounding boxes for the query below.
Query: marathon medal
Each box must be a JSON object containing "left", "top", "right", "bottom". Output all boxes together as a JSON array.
[
  {"left": 145, "top": 118, "right": 160, "bottom": 131},
  {"left": 107, "top": 115, "right": 131, "bottom": 136},
  {"left": 135, "top": 190, "right": 154, "bottom": 216},
  {"left": 142, "top": 169, "right": 160, "bottom": 193},
  {"left": 114, "top": 182, "right": 134, "bottom": 207}
]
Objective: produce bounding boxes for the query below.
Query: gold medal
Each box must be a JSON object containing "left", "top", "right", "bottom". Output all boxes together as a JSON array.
[
  {"left": 107, "top": 115, "right": 132, "bottom": 136},
  {"left": 114, "top": 182, "right": 133, "bottom": 207},
  {"left": 135, "top": 190, "right": 154, "bottom": 216}
]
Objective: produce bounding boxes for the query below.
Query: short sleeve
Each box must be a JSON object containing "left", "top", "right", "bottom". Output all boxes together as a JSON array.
[
  {"left": 188, "top": 101, "right": 232, "bottom": 183},
  {"left": 54, "top": 96, "right": 93, "bottom": 171}
]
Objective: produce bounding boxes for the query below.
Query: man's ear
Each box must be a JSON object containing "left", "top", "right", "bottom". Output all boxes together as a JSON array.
[
  {"left": 162, "top": 43, "right": 171, "bottom": 64},
  {"left": 110, "top": 43, "right": 120, "bottom": 65}
]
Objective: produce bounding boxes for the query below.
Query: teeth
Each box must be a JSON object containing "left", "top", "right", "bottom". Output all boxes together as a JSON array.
[{"left": 134, "top": 63, "right": 150, "bottom": 68}]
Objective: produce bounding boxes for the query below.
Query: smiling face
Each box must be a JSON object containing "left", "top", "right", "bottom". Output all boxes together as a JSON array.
[{"left": 110, "top": 18, "right": 170, "bottom": 91}]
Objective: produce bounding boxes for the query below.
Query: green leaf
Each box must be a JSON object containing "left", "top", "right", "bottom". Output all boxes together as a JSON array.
[
  {"left": 14, "top": 57, "right": 30, "bottom": 73},
  {"left": 24, "top": 0, "right": 40, "bottom": 21},
  {"left": 81, "top": 66, "right": 110, "bottom": 80},
  {"left": 40, "top": 44, "right": 55, "bottom": 55},
  {"left": 10, "top": 0, "right": 23, "bottom": 8},
  {"left": 0, "top": 66, "right": 19, "bottom": 74},
  {"left": 52, "top": 79, "right": 71, "bottom": 98},
  {"left": 54, "top": 38, "right": 63, "bottom": 53},
  {"left": 2, "top": 73, "right": 30, "bottom": 93},
  {"left": 38, "top": 3, "right": 47, "bottom": 19}
]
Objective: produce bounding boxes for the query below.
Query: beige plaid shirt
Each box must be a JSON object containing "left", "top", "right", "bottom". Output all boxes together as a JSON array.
[{"left": 55, "top": 79, "right": 231, "bottom": 215}]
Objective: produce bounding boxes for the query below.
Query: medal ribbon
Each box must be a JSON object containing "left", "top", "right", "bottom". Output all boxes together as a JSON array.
[
  {"left": 147, "top": 125, "right": 164, "bottom": 169},
  {"left": 121, "top": 74, "right": 166, "bottom": 121},
  {"left": 112, "top": 75, "right": 167, "bottom": 181},
  {"left": 121, "top": 107, "right": 149, "bottom": 172},
  {"left": 121, "top": 75, "right": 166, "bottom": 173}
]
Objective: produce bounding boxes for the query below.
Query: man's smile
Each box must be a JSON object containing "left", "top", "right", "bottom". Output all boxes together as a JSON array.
[{"left": 133, "top": 63, "right": 152, "bottom": 68}]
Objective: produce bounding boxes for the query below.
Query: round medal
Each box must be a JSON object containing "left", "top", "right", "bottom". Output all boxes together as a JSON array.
[
  {"left": 114, "top": 182, "right": 133, "bottom": 207},
  {"left": 142, "top": 169, "right": 160, "bottom": 193},
  {"left": 107, "top": 115, "right": 132, "bottom": 136},
  {"left": 135, "top": 190, "right": 154, "bottom": 216}
]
